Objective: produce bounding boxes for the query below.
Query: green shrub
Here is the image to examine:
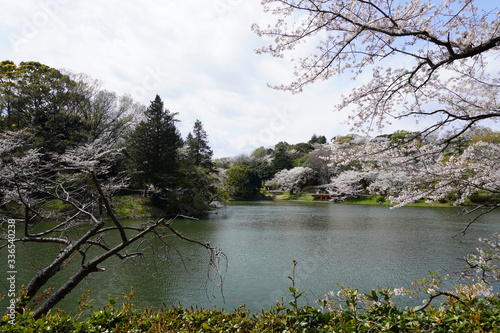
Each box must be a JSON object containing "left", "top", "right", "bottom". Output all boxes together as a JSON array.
[
  {"left": 467, "top": 192, "right": 500, "bottom": 206},
  {"left": 3, "top": 292, "right": 499, "bottom": 332},
  {"left": 3, "top": 269, "right": 500, "bottom": 332}
]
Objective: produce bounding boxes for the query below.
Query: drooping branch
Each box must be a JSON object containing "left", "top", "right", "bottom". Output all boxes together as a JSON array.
[
  {"left": 254, "top": 0, "right": 500, "bottom": 135},
  {"left": 417, "top": 291, "right": 463, "bottom": 312},
  {"left": 25, "top": 207, "right": 226, "bottom": 319},
  {"left": 455, "top": 203, "right": 500, "bottom": 237},
  {"left": 165, "top": 220, "right": 228, "bottom": 301}
]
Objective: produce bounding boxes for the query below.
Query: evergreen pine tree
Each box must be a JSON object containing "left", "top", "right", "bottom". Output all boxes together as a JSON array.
[
  {"left": 271, "top": 141, "right": 293, "bottom": 173},
  {"left": 127, "top": 95, "right": 182, "bottom": 189},
  {"left": 178, "top": 119, "right": 219, "bottom": 215},
  {"left": 185, "top": 119, "right": 214, "bottom": 170}
]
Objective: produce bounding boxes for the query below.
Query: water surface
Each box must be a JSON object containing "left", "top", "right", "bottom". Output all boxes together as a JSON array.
[{"left": 2, "top": 201, "right": 498, "bottom": 313}]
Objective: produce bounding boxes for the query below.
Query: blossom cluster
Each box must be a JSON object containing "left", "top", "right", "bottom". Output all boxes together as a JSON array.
[
  {"left": 254, "top": 0, "right": 500, "bottom": 138},
  {"left": 324, "top": 131, "right": 500, "bottom": 209},
  {"left": 265, "top": 166, "right": 314, "bottom": 192},
  {"left": 0, "top": 131, "right": 125, "bottom": 209}
]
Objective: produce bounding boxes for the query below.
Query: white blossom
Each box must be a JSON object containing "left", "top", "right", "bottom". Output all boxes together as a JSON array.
[
  {"left": 254, "top": 0, "right": 500, "bottom": 136},
  {"left": 265, "top": 166, "right": 314, "bottom": 192}
]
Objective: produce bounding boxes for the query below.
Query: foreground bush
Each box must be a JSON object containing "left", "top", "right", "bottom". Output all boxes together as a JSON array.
[{"left": 2, "top": 288, "right": 499, "bottom": 332}]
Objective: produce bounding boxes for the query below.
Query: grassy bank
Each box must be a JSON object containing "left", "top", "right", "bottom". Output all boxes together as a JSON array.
[
  {"left": 341, "top": 195, "right": 439, "bottom": 207},
  {"left": 0, "top": 195, "right": 168, "bottom": 220},
  {"left": 267, "top": 191, "right": 314, "bottom": 202},
  {"left": 110, "top": 195, "right": 167, "bottom": 218},
  {"left": 2, "top": 192, "right": 485, "bottom": 221},
  {"left": 269, "top": 192, "right": 458, "bottom": 208}
]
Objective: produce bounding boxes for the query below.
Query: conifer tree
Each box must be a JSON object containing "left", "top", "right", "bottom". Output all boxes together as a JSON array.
[
  {"left": 185, "top": 119, "right": 214, "bottom": 170},
  {"left": 127, "top": 95, "right": 182, "bottom": 189},
  {"left": 271, "top": 141, "right": 293, "bottom": 173},
  {"left": 178, "top": 119, "right": 219, "bottom": 215}
]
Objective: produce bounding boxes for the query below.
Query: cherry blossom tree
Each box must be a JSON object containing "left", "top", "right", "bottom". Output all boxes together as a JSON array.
[
  {"left": 253, "top": 0, "right": 500, "bottom": 210},
  {"left": 367, "top": 170, "right": 409, "bottom": 196},
  {"left": 265, "top": 166, "right": 315, "bottom": 194},
  {"left": 324, "top": 131, "right": 500, "bottom": 301},
  {"left": 329, "top": 170, "right": 376, "bottom": 197},
  {"left": 0, "top": 131, "right": 224, "bottom": 319},
  {"left": 253, "top": 0, "right": 500, "bottom": 137},
  {"left": 259, "top": 0, "right": 500, "bottom": 297},
  {"left": 326, "top": 133, "right": 436, "bottom": 200},
  {"left": 326, "top": 130, "right": 500, "bottom": 232}
]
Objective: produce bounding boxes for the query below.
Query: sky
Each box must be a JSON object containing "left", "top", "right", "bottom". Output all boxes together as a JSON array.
[{"left": 0, "top": 0, "right": 497, "bottom": 157}]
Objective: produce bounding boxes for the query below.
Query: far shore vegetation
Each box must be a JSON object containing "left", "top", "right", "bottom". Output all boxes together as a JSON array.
[{"left": 3, "top": 190, "right": 497, "bottom": 221}]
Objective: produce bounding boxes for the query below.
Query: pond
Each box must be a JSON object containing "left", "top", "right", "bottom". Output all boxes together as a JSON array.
[{"left": 2, "top": 201, "right": 499, "bottom": 314}]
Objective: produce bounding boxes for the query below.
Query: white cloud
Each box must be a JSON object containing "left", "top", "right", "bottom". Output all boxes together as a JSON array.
[{"left": 0, "top": 0, "right": 360, "bottom": 157}]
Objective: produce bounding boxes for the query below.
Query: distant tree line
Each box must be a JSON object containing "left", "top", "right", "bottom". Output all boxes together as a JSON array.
[
  {"left": 218, "top": 135, "right": 330, "bottom": 199},
  {"left": 220, "top": 129, "right": 500, "bottom": 208}
]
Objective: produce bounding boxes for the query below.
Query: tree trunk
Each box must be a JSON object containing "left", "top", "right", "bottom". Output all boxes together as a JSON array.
[
  {"left": 16, "top": 221, "right": 105, "bottom": 313},
  {"left": 32, "top": 263, "right": 101, "bottom": 319}
]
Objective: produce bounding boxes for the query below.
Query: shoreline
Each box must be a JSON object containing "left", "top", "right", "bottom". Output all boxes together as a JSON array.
[
  {"left": 258, "top": 192, "right": 459, "bottom": 208},
  {"left": 0, "top": 193, "right": 479, "bottom": 222}
]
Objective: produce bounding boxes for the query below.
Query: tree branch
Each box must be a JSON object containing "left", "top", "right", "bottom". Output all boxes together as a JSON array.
[{"left": 90, "top": 169, "right": 127, "bottom": 243}]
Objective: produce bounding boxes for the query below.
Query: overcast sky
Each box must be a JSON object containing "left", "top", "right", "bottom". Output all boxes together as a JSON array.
[{"left": 0, "top": 0, "right": 495, "bottom": 157}]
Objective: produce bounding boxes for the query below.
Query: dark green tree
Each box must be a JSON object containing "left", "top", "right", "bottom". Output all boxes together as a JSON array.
[
  {"left": 185, "top": 119, "right": 214, "bottom": 169},
  {"left": 309, "top": 134, "right": 327, "bottom": 144},
  {"left": 317, "top": 135, "right": 327, "bottom": 144},
  {"left": 226, "top": 165, "right": 261, "bottom": 199},
  {"left": 0, "top": 60, "right": 20, "bottom": 128},
  {"left": 308, "top": 134, "right": 318, "bottom": 144},
  {"left": 0, "top": 61, "right": 91, "bottom": 153},
  {"left": 127, "top": 95, "right": 182, "bottom": 190},
  {"left": 178, "top": 119, "right": 221, "bottom": 215},
  {"left": 248, "top": 159, "right": 272, "bottom": 182},
  {"left": 271, "top": 141, "right": 293, "bottom": 173},
  {"left": 33, "top": 109, "right": 89, "bottom": 153},
  {"left": 1, "top": 61, "right": 137, "bottom": 154},
  {"left": 177, "top": 166, "right": 221, "bottom": 215}
]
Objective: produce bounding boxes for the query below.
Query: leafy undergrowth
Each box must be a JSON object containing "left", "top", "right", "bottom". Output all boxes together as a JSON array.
[
  {"left": 3, "top": 261, "right": 500, "bottom": 332},
  {"left": 2, "top": 287, "right": 499, "bottom": 332}
]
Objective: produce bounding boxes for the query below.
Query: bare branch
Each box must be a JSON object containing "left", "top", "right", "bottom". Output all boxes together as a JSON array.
[
  {"left": 90, "top": 169, "right": 127, "bottom": 242},
  {"left": 455, "top": 203, "right": 500, "bottom": 237}
]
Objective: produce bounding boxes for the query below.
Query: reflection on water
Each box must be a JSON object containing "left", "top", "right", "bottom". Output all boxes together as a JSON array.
[{"left": 2, "top": 201, "right": 499, "bottom": 313}]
